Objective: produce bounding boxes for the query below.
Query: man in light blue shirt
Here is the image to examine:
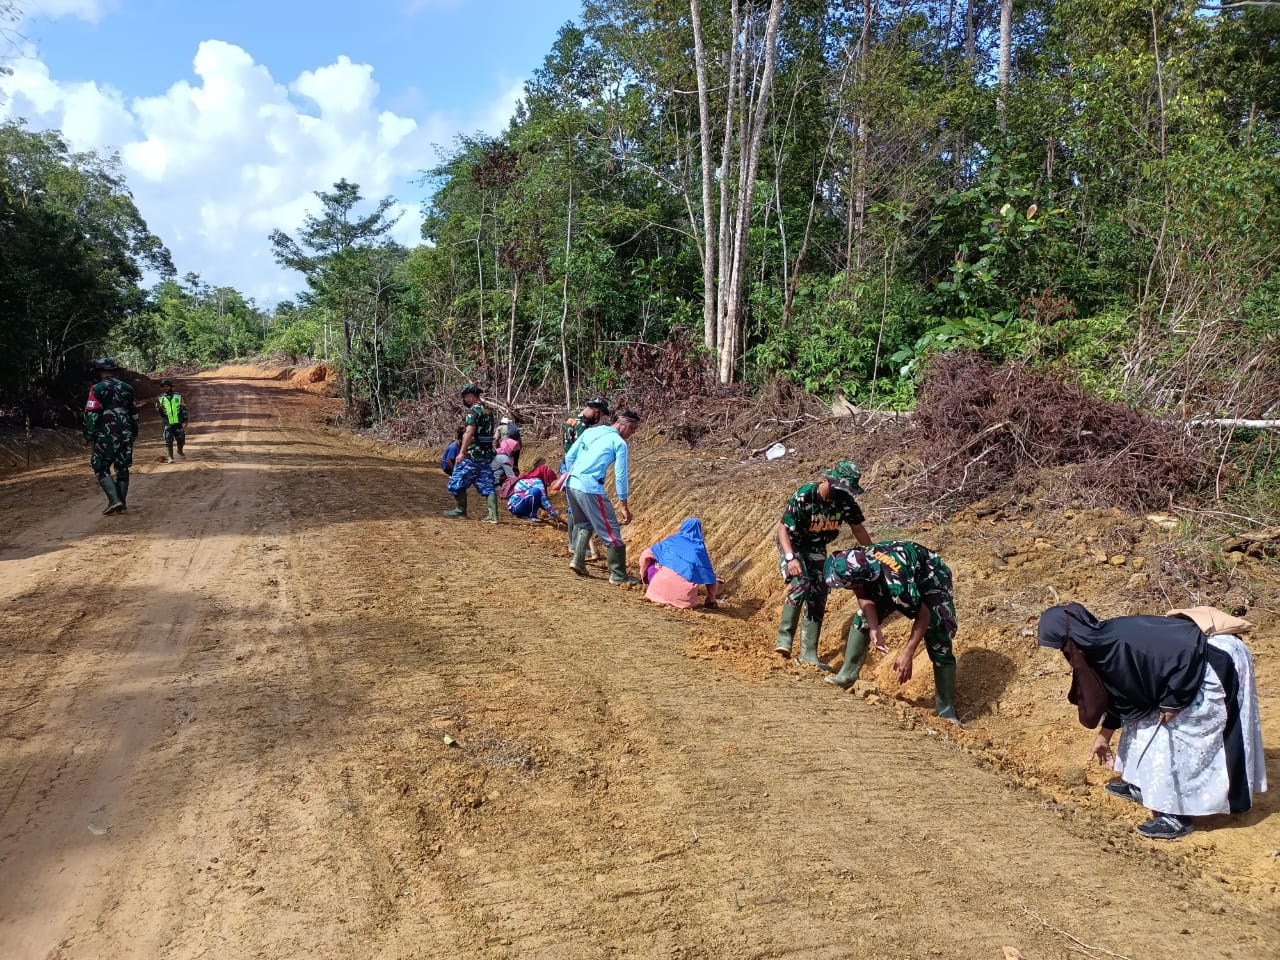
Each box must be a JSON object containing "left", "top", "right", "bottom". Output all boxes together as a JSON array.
[{"left": 563, "top": 410, "right": 641, "bottom": 584}]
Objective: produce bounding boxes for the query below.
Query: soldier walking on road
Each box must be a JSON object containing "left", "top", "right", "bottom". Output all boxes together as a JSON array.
[
  {"left": 156, "top": 378, "right": 187, "bottom": 463},
  {"left": 444, "top": 384, "right": 499, "bottom": 523},
  {"left": 774, "top": 461, "right": 872, "bottom": 667},
  {"left": 84, "top": 358, "right": 139, "bottom": 515},
  {"left": 823, "top": 541, "right": 960, "bottom": 723},
  {"left": 563, "top": 410, "right": 642, "bottom": 584}
]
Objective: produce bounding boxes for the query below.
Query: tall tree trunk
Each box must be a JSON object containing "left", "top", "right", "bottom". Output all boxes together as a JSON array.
[
  {"left": 716, "top": 0, "right": 743, "bottom": 366},
  {"left": 506, "top": 275, "right": 519, "bottom": 401},
  {"left": 719, "top": 0, "right": 784, "bottom": 385},
  {"left": 559, "top": 180, "right": 574, "bottom": 412},
  {"left": 997, "top": 0, "right": 1012, "bottom": 132},
  {"left": 690, "top": 0, "right": 717, "bottom": 353}
]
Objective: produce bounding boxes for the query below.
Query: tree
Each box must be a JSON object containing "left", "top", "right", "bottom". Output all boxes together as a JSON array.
[
  {"left": 0, "top": 122, "right": 172, "bottom": 402},
  {"left": 270, "top": 180, "right": 403, "bottom": 416}
]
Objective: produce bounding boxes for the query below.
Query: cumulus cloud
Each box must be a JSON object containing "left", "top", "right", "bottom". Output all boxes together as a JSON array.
[{"left": 0, "top": 40, "right": 479, "bottom": 301}]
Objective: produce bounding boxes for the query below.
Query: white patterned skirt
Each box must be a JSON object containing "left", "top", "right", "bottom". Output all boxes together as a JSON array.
[{"left": 1116, "top": 634, "right": 1267, "bottom": 817}]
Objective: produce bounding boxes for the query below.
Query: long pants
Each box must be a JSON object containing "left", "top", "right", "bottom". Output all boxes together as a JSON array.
[
  {"left": 163, "top": 422, "right": 185, "bottom": 455},
  {"left": 564, "top": 488, "right": 623, "bottom": 547},
  {"left": 90, "top": 432, "right": 133, "bottom": 483},
  {"left": 779, "top": 548, "right": 829, "bottom": 624},
  {"left": 448, "top": 457, "right": 495, "bottom": 496}
]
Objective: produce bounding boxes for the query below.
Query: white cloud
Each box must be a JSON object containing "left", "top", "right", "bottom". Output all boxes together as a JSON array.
[
  {"left": 0, "top": 39, "right": 454, "bottom": 301},
  {"left": 21, "top": 0, "right": 118, "bottom": 24},
  {"left": 478, "top": 76, "right": 525, "bottom": 136}
]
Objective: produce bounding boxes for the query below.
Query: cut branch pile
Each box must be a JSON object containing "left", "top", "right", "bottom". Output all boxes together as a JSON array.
[{"left": 911, "top": 353, "right": 1210, "bottom": 510}]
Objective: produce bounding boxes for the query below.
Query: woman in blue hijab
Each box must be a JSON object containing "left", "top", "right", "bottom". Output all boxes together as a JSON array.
[{"left": 640, "top": 518, "right": 720, "bottom": 609}]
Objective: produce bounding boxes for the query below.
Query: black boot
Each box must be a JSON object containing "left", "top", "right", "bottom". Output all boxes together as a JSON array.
[{"left": 116, "top": 475, "right": 129, "bottom": 512}]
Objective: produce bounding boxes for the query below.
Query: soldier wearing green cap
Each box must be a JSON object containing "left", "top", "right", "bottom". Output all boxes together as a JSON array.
[
  {"left": 773, "top": 461, "right": 872, "bottom": 667},
  {"left": 445, "top": 383, "right": 499, "bottom": 522},
  {"left": 83, "top": 358, "right": 139, "bottom": 515},
  {"left": 822, "top": 541, "right": 960, "bottom": 722},
  {"left": 156, "top": 378, "right": 188, "bottom": 462}
]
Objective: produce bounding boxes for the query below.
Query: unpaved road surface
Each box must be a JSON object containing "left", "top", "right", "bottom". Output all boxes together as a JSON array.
[{"left": 1, "top": 374, "right": 1275, "bottom": 960}]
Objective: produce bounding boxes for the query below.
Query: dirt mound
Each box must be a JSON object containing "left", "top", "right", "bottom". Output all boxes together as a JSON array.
[{"left": 913, "top": 352, "right": 1209, "bottom": 511}]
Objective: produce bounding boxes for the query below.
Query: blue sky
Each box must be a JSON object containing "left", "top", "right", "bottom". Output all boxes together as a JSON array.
[{"left": 2, "top": 0, "right": 583, "bottom": 301}]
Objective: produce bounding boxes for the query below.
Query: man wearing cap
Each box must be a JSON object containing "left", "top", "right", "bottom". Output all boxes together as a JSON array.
[
  {"left": 774, "top": 461, "right": 872, "bottom": 667},
  {"left": 84, "top": 358, "right": 139, "bottom": 515},
  {"left": 156, "top": 378, "right": 188, "bottom": 463},
  {"left": 445, "top": 384, "right": 500, "bottom": 523},
  {"left": 563, "top": 410, "right": 642, "bottom": 584},
  {"left": 823, "top": 540, "right": 960, "bottom": 722},
  {"left": 562, "top": 398, "right": 610, "bottom": 558}
]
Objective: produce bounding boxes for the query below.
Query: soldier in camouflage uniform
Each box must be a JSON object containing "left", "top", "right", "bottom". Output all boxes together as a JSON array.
[
  {"left": 83, "top": 358, "right": 139, "bottom": 515},
  {"left": 774, "top": 461, "right": 872, "bottom": 667},
  {"left": 561, "top": 397, "right": 610, "bottom": 557},
  {"left": 823, "top": 540, "right": 960, "bottom": 722},
  {"left": 445, "top": 384, "right": 499, "bottom": 522}
]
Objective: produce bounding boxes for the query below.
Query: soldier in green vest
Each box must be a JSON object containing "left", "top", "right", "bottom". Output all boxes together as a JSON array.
[{"left": 156, "top": 378, "right": 188, "bottom": 463}]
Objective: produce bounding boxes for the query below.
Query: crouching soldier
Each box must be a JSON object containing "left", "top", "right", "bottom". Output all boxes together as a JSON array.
[
  {"left": 84, "top": 358, "right": 139, "bottom": 515},
  {"left": 823, "top": 541, "right": 960, "bottom": 723}
]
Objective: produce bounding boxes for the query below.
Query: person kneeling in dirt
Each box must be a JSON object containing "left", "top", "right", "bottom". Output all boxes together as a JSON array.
[
  {"left": 156, "top": 378, "right": 187, "bottom": 463},
  {"left": 562, "top": 409, "right": 641, "bottom": 584},
  {"left": 823, "top": 541, "right": 960, "bottom": 723},
  {"left": 1036, "top": 603, "right": 1266, "bottom": 841},
  {"left": 441, "top": 427, "right": 463, "bottom": 477},
  {"left": 507, "top": 464, "right": 560, "bottom": 522},
  {"left": 774, "top": 461, "right": 872, "bottom": 667},
  {"left": 445, "top": 384, "right": 500, "bottom": 523},
  {"left": 84, "top": 358, "right": 139, "bottom": 515},
  {"left": 640, "top": 518, "right": 720, "bottom": 610}
]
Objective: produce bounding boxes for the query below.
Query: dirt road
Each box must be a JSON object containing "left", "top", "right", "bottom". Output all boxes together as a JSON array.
[{"left": 1, "top": 373, "right": 1275, "bottom": 960}]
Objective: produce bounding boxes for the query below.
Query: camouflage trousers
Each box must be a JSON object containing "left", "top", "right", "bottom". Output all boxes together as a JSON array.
[
  {"left": 852, "top": 598, "right": 958, "bottom": 667},
  {"left": 90, "top": 433, "right": 134, "bottom": 480},
  {"left": 779, "top": 547, "right": 829, "bottom": 624},
  {"left": 447, "top": 457, "right": 496, "bottom": 497},
  {"left": 163, "top": 422, "right": 185, "bottom": 453}
]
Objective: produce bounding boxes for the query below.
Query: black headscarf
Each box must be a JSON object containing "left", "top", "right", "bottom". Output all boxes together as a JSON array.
[{"left": 1037, "top": 603, "right": 1208, "bottom": 723}]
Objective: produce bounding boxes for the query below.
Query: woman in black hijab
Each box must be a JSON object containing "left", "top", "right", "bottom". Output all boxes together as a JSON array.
[{"left": 1038, "top": 603, "right": 1266, "bottom": 840}]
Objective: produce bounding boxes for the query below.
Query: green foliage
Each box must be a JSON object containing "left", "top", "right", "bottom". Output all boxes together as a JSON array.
[
  {"left": 0, "top": 121, "right": 172, "bottom": 401},
  {"left": 112, "top": 274, "right": 270, "bottom": 370}
]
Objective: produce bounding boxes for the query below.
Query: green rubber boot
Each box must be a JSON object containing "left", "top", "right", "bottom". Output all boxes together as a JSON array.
[
  {"left": 443, "top": 490, "right": 468, "bottom": 518},
  {"left": 569, "top": 525, "right": 590, "bottom": 576},
  {"left": 798, "top": 619, "right": 831, "bottom": 670},
  {"left": 116, "top": 476, "right": 129, "bottom": 513},
  {"left": 933, "top": 662, "right": 960, "bottom": 723},
  {"left": 775, "top": 602, "right": 802, "bottom": 657},
  {"left": 826, "top": 623, "right": 870, "bottom": 688},
  {"left": 481, "top": 493, "right": 499, "bottom": 524},
  {"left": 607, "top": 543, "right": 641, "bottom": 585},
  {"left": 98, "top": 475, "right": 124, "bottom": 515}
]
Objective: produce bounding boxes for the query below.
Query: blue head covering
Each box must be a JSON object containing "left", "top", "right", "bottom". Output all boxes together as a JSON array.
[{"left": 650, "top": 518, "right": 717, "bottom": 585}]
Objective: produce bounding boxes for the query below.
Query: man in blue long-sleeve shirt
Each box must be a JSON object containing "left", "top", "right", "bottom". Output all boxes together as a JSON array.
[{"left": 563, "top": 410, "right": 641, "bottom": 584}]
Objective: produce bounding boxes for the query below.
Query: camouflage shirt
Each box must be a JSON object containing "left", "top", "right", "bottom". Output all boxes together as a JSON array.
[
  {"left": 84, "top": 377, "right": 139, "bottom": 441},
  {"left": 780, "top": 482, "right": 866, "bottom": 554},
  {"left": 563, "top": 416, "right": 588, "bottom": 455},
  {"left": 462, "top": 402, "right": 496, "bottom": 460},
  {"left": 827, "top": 541, "right": 956, "bottom": 637}
]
